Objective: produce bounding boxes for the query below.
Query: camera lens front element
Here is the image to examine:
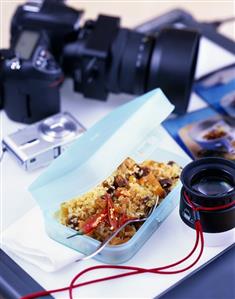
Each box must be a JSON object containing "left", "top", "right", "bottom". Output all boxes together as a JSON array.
[{"left": 191, "top": 171, "right": 234, "bottom": 196}]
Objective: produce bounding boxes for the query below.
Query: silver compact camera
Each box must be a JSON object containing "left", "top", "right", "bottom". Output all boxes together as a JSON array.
[{"left": 2, "top": 112, "right": 85, "bottom": 171}]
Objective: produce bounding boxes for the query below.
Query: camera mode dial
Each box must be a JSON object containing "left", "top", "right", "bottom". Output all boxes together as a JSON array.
[{"left": 34, "top": 47, "right": 59, "bottom": 73}]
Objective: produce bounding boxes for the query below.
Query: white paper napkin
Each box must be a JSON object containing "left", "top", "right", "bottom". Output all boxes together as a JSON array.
[{"left": 2, "top": 206, "right": 82, "bottom": 272}]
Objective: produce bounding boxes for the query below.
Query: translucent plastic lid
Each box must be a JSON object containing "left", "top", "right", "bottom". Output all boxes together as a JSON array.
[{"left": 29, "top": 88, "right": 174, "bottom": 212}]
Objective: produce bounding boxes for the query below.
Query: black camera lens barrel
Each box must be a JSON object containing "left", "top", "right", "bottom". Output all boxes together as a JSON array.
[
  {"left": 63, "top": 12, "right": 200, "bottom": 114},
  {"left": 109, "top": 27, "right": 200, "bottom": 114},
  {"left": 118, "top": 30, "right": 154, "bottom": 95},
  {"left": 180, "top": 158, "right": 235, "bottom": 233},
  {"left": 147, "top": 28, "right": 199, "bottom": 114},
  {"left": 107, "top": 29, "right": 129, "bottom": 93}
]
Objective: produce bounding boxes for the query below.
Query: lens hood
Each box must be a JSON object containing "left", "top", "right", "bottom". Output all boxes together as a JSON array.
[
  {"left": 180, "top": 158, "right": 235, "bottom": 233},
  {"left": 147, "top": 28, "right": 200, "bottom": 114}
]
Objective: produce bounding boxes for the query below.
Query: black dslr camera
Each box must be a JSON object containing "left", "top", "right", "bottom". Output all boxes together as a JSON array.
[
  {"left": 1, "top": 31, "right": 63, "bottom": 123},
  {"left": 1, "top": 0, "right": 80, "bottom": 123},
  {"left": 1, "top": 0, "right": 199, "bottom": 123}
]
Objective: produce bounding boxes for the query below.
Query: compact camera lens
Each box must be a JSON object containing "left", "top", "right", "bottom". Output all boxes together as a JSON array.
[
  {"left": 40, "top": 113, "right": 78, "bottom": 141},
  {"left": 180, "top": 158, "right": 235, "bottom": 233}
]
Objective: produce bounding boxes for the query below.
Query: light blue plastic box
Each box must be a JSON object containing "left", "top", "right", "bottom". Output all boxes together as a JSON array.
[{"left": 29, "top": 89, "right": 190, "bottom": 264}]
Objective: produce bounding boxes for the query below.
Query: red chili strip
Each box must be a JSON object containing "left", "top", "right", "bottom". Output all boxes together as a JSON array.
[
  {"left": 105, "top": 194, "right": 119, "bottom": 231},
  {"left": 81, "top": 208, "right": 108, "bottom": 234}
]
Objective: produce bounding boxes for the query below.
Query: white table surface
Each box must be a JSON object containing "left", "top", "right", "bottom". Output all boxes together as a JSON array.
[{"left": 1, "top": 37, "right": 235, "bottom": 298}]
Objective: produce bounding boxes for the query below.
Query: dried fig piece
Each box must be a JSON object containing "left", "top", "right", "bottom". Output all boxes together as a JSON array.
[
  {"left": 114, "top": 175, "right": 128, "bottom": 188},
  {"left": 159, "top": 178, "right": 172, "bottom": 188}
]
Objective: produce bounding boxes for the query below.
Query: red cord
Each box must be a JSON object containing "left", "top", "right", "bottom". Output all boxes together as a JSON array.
[
  {"left": 68, "top": 222, "right": 203, "bottom": 299},
  {"left": 21, "top": 221, "right": 203, "bottom": 299},
  {"left": 184, "top": 191, "right": 235, "bottom": 211},
  {"left": 69, "top": 222, "right": 204, "bottom": 299},
  {"left": 21, "top": 193, "right": 234, "bottom": 299}
]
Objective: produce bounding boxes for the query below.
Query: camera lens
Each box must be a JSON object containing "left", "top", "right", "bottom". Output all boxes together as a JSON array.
[
  {"left": 147, "top": 28, "right": 199, "bottom": 114},
  {"left": 109, "top": 27, "right": 199, "bottom": 114},
  {"left": 40, "top": 113, "right": 78, "bottom": 141},
  {"left": 63, "top": 15, "right": 200, "bottom": 115},
  {"left": 191, "top": 171, "right": 234, "bottom": 196},
  {"left": 181, "top": 160, "right": 235, "bottom": 204},
  {"left": 108, "top": 29, "right": 153, "bottom": 95},
  {"left": 193, "top": 176, "right": 233, "bottom": 196},
  {"left": 180, "top": 158, "right": 235, "bottom": 233}
]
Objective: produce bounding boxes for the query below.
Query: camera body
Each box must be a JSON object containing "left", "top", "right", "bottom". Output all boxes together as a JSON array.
[
  {"left": 10, "top": 0, "right": 82, "bottom": 60},
  {"left": 63, "top": 15, "right": 122, "bottom": 100},
  {"left": 2, "top": 112, "right": 85, "bottom": 171},
  {"left": 2, "top": 30, "right": 63, "bottom": 123},
  {"left": 0, "top": 51, "right": 6, "bottom": 109},
  {"left": 0, "top": 0, "right": 81, "bottom": 123}
]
